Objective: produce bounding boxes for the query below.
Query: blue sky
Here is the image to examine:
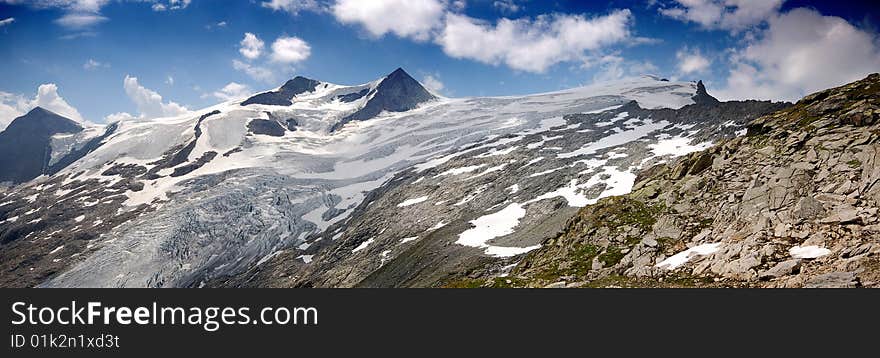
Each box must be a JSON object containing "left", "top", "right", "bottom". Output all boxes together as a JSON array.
[{"left": 0, "top": 0, "right": 878, "bottom": 127}]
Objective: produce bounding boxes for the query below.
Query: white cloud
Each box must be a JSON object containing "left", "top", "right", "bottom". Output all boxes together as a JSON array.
[
  {"left": 0, "top": 93, "right": 26, "bottom": 130},
  {"left": 54, "top": 12, "right": 107, "bottom": 28},
  {"left": 210, "top": 82, "right": 252, "bottom": 101},
  {"left": 436, "top": 10, "right": 633, "bottom": 73},
  {"left": 151, "top": 1, "right": 190, "bottom": 12},
  {"left": 4, "top": 0, "right": 188, "bottom": 31},
  {"left": 0, "top": 83, "right": 85, "bottom": 130},
  {"left": 676, "top": 48, "right": 710, "bottom": 74},
  {"left": 5, "top": 0, "right": 112, "bottom": 29},
  {"left": 59, "top": 31, "right": 96, "bottom": 40},
  {"left": 332, "top": 0, "right": 446, "bottom": 41},
  {"left": 0, "top": 17, "right": 14, "bottom": 27},
  {"left": 104, "top": 111, "right": 137, "bottom": 122},
  {"left": 239, "top": 32, "right": 265, "bottom": 60},
  {"left": 232, "top": 59, "right": 276, "bottom": 83},
  {"left": 233, "top": 33, "right": 310, "bottom": 82},
  {"left": 270, "top": 35, "right": 311, "bottom": 64},
  {"left": 716, "top": 8, "right": 880, "bottom": 101},
  {"left": 659, "top": 0, "right": 784, "bottom": 32},
  {"left": 493, "top": 0, "right": 520, "bottom": 14},
  {"left": 117, "top": 75, "right": 189, "bottom": 120},
  {"left": 421, "top": 74, "right": 444, "bottom": 93},
  {"left": 30, "top": 84, "right": 84, "bottom": 122},
  {"left": 262, "top": 0, "right": 322, "bottom": 15},
  {"left": 83, "top": 58, "right": 108, "bottom": 70},
  {"left": 587, "top": 54, "right": 658, "bottom": 83}
]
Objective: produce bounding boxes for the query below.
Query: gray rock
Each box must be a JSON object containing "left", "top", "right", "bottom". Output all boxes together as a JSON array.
[
  {"left": 819, "top": 205, "right": 860, "bottom": 224},
  {"left": 804, "top": 272, "right": 858, "bottom": 288},
  {"left": 759, "top": 259, "right": 800, "bottom": 280}
]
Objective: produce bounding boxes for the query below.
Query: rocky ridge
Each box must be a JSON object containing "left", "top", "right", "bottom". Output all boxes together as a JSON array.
[{"left": 483, "top": 73, "right": 880, "bottom": 288}]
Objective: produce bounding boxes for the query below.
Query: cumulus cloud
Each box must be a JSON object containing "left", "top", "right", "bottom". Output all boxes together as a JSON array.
[
  {"left": 716, "top": 8, "right": 880, "bottom": 101},
  {"left": 436, "top": 10, "right": 633, "bottom": 73},
  {"left": 326, "top": 1, "right": 635, "bottom": 72},
  {"left": 261, "top": 0, "right": 323, "bottom": 14},
  {"left": 676, "top": 48, "right": 710, "bottom": 74},
  {"left": 421, "top": 74, "right": 445, "bottom": 94},
  {"left": 110, "top": 75, "right": 189, "bottom": 121},
  {"left": 0, "top": 83, "right": 85, "bottom": 130},
  {"left": 210, "top": 82, "right": 252, "bottom": 101},
  {"left": 239, "top": 32, "right": 265, "bottom": 60},
  {"left": 332, "top": 0, "right": 446, "bottom": 41},
  {"left": 232, "top": 59, "right": 276, "bottom": 83},
  {"left": 0, "top": 93, "right": 26, "bottom": 130},
  {"left": 493, "top": 0, "right": 521, "bottom": 14},
  {"left": 587, "top": 54, "right": 658, "bottom": 83},
  {"left": 269, "top": 36, "right": 311, "bottom": 64},
  {"left": 659, "top": 0, "right": 784, "bottom": 32},
  {"left": 233, "top": 32, "right": 311, "bottom": 81}
]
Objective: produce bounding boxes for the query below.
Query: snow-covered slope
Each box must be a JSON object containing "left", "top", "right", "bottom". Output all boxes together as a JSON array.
[{"left": 0, "top": 68, "right": 787, "bottom": 288}]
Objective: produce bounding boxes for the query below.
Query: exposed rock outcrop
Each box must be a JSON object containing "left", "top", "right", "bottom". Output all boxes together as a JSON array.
[{"left": 241, "top": 76, "right": 321, "bottom": 106}]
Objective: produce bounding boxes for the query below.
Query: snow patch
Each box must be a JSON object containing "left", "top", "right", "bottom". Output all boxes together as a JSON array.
[
  {"left": 400, "top": 236, "right": 419, "bottom": 244},
  {"left": 428, "top": 221, "right": 447, "bottom": 231},
  {"left": 352, "top": 238, "right": 374, "bottom": 253},
  {"left": 456, "top": 203, "right": 539, "bottom": 257},
  {"left": 397, "top": 196, "right": 429, "bottom": 207},
  {"left": 789, "top": 246, "right": 830, "bottom": 259},
  {"left": 649, "top": 136, "right": 712, "bottom": 157},
  {"left": 655, "top": 243, "right": 721, "bottom": 269}
]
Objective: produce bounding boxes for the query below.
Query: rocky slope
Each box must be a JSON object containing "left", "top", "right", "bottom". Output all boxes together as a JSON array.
[{"left": 474, "top": 73, "right": 880, "bottom": 288}]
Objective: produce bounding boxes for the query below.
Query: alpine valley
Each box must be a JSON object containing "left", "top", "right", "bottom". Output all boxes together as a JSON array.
[{"left": 2, "top": 68, "right": 878, "bottom": 288}]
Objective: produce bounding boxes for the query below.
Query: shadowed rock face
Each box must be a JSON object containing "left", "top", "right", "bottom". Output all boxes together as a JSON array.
[
  {"left": 247, "top": 118, "right": 286, "bottom": 137},
  {"left": 331, "top": 68, "right": 436, "bottom": 131},
  {"left": 692, "top": 80, "right": 720, "bottom": 105},
  {"left": 0, "top": 107, "right": 82, "bottom": 184},
  {"left": 241, "top": 76, "right": 321, "bottom": 106},
  {"left": 337, "top": 88, "right": 369, "bottom": 103}
]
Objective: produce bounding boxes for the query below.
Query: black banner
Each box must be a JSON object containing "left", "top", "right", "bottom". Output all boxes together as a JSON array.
[{"left": 2, "top": 289, "right": 877, "bottom": 356}]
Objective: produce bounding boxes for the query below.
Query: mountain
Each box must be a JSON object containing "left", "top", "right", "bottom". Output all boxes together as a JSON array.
[
  {"left": 0, "top": 107, "right": 82, "bottom": 184},
  {"left": 0, "top": 69, "right": 788, "bottom": 287},
  {"left": 331, "top": 68, "right": 436, "bottom": 131},
  {"left": 454, "top": 73, "right": 880, "bottom": 288},
  {"left": 241, "top": 76, "right": 322, "bottom": 106}
]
